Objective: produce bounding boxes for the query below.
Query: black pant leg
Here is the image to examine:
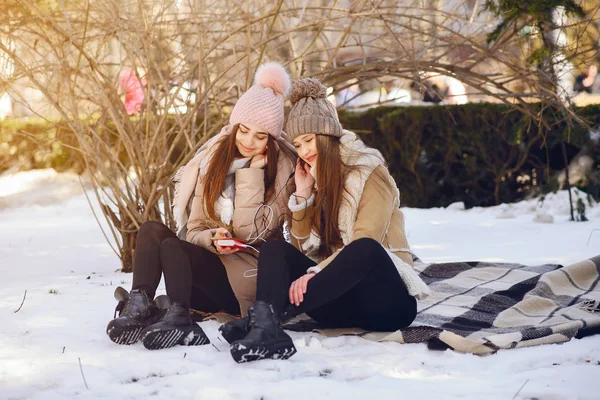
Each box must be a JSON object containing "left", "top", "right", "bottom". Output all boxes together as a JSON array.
[
  {"left": 255, "top": 238, "right": 417, "bottom": 331},
  {"left": 292, "top": 238, "right": 390, "bottom": 313},
  {"left": 255, "top": 240, "right": 316, "bottom": 315},
  {"left": 297, "top": 238, "right": 417, "bottom": 331},
  {"left": 131, "top": 221, "right": 177, "bottom": 298},
  {"left": 159, "top": 237, "right": 240, "bottom": 315}
]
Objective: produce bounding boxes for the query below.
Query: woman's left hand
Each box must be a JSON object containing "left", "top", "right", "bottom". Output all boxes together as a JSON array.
[
  {"left": 289, "top": 273, "right": 316, "bottom": 306},
  {"left": 250, "top": 154, "right": 267, "bottom": 169}
]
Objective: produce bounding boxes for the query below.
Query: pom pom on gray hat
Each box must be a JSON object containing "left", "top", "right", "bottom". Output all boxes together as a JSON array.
[{"left": 285, "top": 77, "right": 343, "bottom": 141}]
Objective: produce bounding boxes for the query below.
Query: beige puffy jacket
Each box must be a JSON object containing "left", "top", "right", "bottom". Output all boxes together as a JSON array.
[{"left": 186, "top": 153, "right": 295, "bottom": 315}]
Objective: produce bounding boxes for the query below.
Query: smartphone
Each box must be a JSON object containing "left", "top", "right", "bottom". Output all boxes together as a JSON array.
[{"left": 214, "top": 238, "right": 247, "bottom": 250}]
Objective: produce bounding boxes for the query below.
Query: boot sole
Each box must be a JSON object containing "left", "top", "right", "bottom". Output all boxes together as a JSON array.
[
  {"left": 142, "top": 325, "right": 210, "bottom": 350},
  {"left": 230, "top": 340, "right": 297, "bottom": 363},
  {"left": 107, "top": 325, "right": 144, "bottom": 345}
]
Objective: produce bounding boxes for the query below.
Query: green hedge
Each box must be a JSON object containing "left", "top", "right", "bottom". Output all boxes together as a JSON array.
[
  {"left": 2, "top": 103, "right": 599, "bottom": 208},
  {"left": 0, "top": 119, "right": 81, "bottom": 173},
  {"left": 339, "top": 103, "right": 600, "bottom": 208},
  {"left": 0, "top": 116, "right": 208, "bottom": 175}
]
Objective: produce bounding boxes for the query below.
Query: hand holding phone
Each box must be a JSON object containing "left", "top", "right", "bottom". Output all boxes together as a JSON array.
[
  {"left": 211, "top": 227, "right": 239, "bottom": 254},
  {"left": 213, "top": 238, "right": 247, "bottom": 251}
]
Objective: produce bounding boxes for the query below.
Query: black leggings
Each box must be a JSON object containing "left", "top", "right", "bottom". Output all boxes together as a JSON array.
[
  {"left": 256, "top": 238, "right": 417, "bottom": 331},
  {"left": 131, "top": 221, "right": 240, "bottom": 315}
]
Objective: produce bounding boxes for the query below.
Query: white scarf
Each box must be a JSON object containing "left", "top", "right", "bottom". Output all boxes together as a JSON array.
[{"left": 214, "top": 157, "right": 250, "bottom": 225}]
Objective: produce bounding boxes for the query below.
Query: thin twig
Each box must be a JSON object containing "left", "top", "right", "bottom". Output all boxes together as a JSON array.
[
  {"left": 78, "top": 176, "right": 119, "bottom": 258},
  {"left": 14, "top": 290, "right": 27, "bottom": 313},
  {"left": 512, "top": 379, "right": 529, "bottom": 400},
  {"left": 78, "top": 357, "right": 89, "bottom": 390},
  {"left": 587, "top": 229, "right": 600, "bottom": 246}
]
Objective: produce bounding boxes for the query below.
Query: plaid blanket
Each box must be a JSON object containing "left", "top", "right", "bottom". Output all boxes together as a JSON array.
[
  {"left": 308, "top": 255, "right": 600, "bottom": 354},
  {"left": 205, "top": 256, "right": 600, "bottom": 354}
]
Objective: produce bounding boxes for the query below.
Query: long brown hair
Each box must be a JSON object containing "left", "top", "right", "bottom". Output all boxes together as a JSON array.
[
  {"left": 203, "top": 124, "right": 280, "bottom": 221},
  {"left": 311, "top": 135, "right": 346, "bottom": 258}
]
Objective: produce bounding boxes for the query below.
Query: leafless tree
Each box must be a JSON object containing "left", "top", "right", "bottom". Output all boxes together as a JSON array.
[{"left": 1, "top": 0, "right": 597, "bottom": 270}]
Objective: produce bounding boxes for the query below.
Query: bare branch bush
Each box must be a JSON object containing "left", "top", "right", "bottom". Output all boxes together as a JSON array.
[{"left": 1, "top": 0, "right": 596, "bottom": 270}]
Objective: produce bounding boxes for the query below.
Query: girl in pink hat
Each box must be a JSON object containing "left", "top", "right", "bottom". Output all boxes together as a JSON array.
[{"left": 106, "top": 62, "right": 296, "bottom": 350}]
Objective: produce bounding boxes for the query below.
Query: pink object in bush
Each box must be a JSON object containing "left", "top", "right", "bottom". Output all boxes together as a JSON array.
[{"left": 119, "top": 68, "right": 145, "bottom": 115}]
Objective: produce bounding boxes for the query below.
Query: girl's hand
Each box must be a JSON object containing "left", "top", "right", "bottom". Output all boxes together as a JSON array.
[
  {"left": 215, "top": 245, "right": 240, "bottom": 255},
  {"left": 212, "top": 228, "right": 240, "bottom": 255},
  {"left": 250, "top": 154, "right": 267, "bottom": 169},
  {"left": 288, "top": 273, "right": 316, "bottom": 306},
  {"left": 294, "top": 159, "right": 315, "bottom": 200}
]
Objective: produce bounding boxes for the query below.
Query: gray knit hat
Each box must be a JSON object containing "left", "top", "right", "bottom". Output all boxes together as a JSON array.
[{"left": 285, "top": 77, "right": 343, "bottom": 141}]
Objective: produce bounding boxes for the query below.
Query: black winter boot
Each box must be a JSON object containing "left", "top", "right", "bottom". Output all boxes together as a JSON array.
[
  {"left": 107, "top": 287, "right": 161, "bottom": 345},
  {"left": 230, "top": 301, "right": 296, "bottom": 363},
  {"left": 219, "top": 304, "right": 297, "bottom": 344},
  {"left": 141, "top": 297, "right": 210, "bottom": 350},
  {"left": 218, "top": 316, "right": 249, "bottom": 344}
]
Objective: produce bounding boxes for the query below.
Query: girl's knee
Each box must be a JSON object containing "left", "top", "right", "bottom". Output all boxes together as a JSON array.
[
  {"left": 138, "top": 220, "right": 171, "bottom": 240},
  {"left": 158, "top": 236, "right": 181, "bottom": 254},
  {"left": 349, "top": 237, "right": 380, "bottom": 251},
  {"left": 347, "top": 237, "right": 387, "bottom": 260}
]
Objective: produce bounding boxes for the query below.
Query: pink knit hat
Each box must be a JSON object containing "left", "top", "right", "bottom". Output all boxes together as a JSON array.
[{"left": 229, "top": 62, "right": 291, "bottom": 139}]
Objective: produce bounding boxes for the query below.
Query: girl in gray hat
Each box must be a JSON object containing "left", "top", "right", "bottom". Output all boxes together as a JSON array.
[{"left": 220, "top": 77, "right": 430, "bottom": 363}]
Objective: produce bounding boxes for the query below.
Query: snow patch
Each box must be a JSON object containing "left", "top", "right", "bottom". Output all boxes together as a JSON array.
[
  {"left": 0, "top": 168, "right": 91, "bottom": 209},
  {"left": 533, "top": 212, "right": 554, "bottom": 223},
  {"left": 0, "top": 171, "right": 599, "bottom": 400},
  {"left": 446, "top": 201, "right": 465, "bottom": 210}
]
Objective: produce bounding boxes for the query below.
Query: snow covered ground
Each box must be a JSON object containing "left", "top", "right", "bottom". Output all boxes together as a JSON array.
[{"left": 1, "top": 170, "right": 599, "bottom": 400}]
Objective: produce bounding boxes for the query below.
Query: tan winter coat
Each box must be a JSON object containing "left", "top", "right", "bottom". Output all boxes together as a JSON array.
[
  {"left": 288, "top": 131, "right": 430, "bottom": 299},
  {"left": 186, "top": 153, "right": 295, "bottom": 315},
  {"left": 291, "top": 166, "right": 412, "bottom": 264}
]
